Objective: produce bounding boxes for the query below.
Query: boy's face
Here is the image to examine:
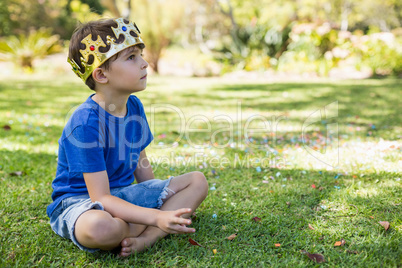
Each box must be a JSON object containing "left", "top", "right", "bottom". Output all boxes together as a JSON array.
[{"left": 104, "top": 46, "right": 148, "bottom": 93}]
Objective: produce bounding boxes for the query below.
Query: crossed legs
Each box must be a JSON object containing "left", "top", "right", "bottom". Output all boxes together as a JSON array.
[{"left": 74, "top": 171, "right": 208, "bottom": 256}]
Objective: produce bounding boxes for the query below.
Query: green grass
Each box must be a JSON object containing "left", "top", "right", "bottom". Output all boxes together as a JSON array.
[{"left": 0, "top": 74, "right": 401, "bottom": 267}]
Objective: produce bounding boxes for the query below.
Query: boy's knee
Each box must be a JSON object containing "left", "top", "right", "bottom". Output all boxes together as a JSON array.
[
  {"left": 77, "top": 212, "right": 121, "bottom": 245},
  {"left": 168, "top": 171, "right": 208, "bottom": 199},
  {"left": 190, "top": 171, "right": 208, "bottom": 197}
]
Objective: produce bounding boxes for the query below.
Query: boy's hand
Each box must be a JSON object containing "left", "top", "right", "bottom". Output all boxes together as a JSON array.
[{"left": 156, "top": 208, "right": 195, "bottom": 234}]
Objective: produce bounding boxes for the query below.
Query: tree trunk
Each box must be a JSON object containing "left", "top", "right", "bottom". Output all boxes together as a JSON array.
[
  {"left": 152, "top": 61, "right": 158, "bottom": 74},
  {"left": 100, "top": 0, "right": 121, "bottom": 17},
  {"left": 122, "top": 0, "right": 131, "bottom": 19},
  {"left": 340, "top": 1, "right": 351, "bottom": 31}
]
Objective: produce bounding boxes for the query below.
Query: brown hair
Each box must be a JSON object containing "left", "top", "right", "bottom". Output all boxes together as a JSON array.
[{"left": 68, "top": 18, "right": 145, "bottom": 90}]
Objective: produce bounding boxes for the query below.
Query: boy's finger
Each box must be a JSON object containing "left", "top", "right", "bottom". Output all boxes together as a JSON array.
[
  {"left": 174, "top": 225, "right": 195, "bottom": 234},
  {"left": 175, "top": 208, "right": 192, "bottom": 217},
  {"left": 176, "top": 218, "right": 191, "bottom": 225}
]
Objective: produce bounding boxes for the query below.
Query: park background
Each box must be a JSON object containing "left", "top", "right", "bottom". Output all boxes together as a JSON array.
[
  {"left": 0, "top": 0, "right": 401, "bottom": 267},
  {"left": 1, "top": 0, "right": 402, "bottom": 77}
]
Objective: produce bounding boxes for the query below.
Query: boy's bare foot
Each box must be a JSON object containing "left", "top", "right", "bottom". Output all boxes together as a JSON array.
[{"left": 119, "top": 237, "right": 148, "bottom": 257}]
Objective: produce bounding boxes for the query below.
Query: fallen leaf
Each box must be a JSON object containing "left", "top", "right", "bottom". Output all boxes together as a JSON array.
[
  {"left": 7, "top": 251, "right": 15, "bottom": 260},
  {"left": 301, "top": 250, "right": 325, "bottom": 263},
  {"left": 2, "top": 125, "right": 11, "bottom": 131},
  {"left": 189, "top": 238, "right": 202, "bottom": 246},
  {"left": 334, "top": 239, "right": 346, "bottom": 247},
  {"left": 369, "top": 216, "right": 374, "bottom": 219},
  {"left": 379, "top": 221, "right": 390, "bottom": 231},
  {"left": 308, "top": 224, "right": 315, "bottom": 230},
  {"left": 252, "top": 217, "right": 261, "bottom": 222},
  {"left": 346, "top": 250, "right": 359, "bottom": 254},
  {"left": 10, "top": 171, "right": 24, "bottom": 176},
  {"left": 226, "top": 233, "right": 237, "bottom": 240},
  {"left": 286, "top": 201, "right": 291, "bottom": 207},
  {"left": 318, "top": 187, "right": 324, "bottom": 191},
  {"left": 213, "top": 249, "right": 217, "bottom": 254},
  {"left": 275, "top": 243, "right": 281, "bottom": 247}
]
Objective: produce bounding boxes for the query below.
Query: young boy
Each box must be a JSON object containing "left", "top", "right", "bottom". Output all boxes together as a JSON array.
[{"left": 46, "top": 18, "right": 208, "bottom": 257}]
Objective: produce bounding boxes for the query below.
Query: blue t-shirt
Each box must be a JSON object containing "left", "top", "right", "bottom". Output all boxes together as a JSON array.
[{"left": 46, "top": 94, "right": 154, "bottom": 217}]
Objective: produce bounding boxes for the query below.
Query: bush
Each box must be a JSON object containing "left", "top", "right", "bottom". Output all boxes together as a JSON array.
[
  {"left": 356, "top": 33, "right": 402, "bottom": 76},
  {"left": 276, "top": 23, "right": 402, "bottom": 77},
  {"left": 214, "top": 24, "right": 292, "bottom": 73},
  {"left": 0, "top": 28, "right": 62, "bottom": 72}
]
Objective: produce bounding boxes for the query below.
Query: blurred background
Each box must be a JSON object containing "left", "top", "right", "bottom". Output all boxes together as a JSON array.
[{"left": 0, "top": 0, "right": 401, "bottom": 79}]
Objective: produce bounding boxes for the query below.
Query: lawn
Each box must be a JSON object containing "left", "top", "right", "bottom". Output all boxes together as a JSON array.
[{"left": 0, "top": 74, "right": 401, "bottom": 267}]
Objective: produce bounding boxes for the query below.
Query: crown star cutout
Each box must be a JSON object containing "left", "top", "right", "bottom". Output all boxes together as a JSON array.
[
  {"left": 68, "top": 18, "right": 144, "bottom": 82},
  {"left": 112, "top": 18, "right": 140, "bottom": 39},
  {"left": 80, "top": 34, "right": 107, "bottom": 63}
]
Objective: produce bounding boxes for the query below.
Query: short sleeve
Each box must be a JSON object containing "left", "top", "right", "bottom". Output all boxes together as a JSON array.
[
  {"left": 134, "top": 96, "right": 154, "bottom": 151},
  {"left": 62, "top": 125, "right": 106, "bottom": 173}
]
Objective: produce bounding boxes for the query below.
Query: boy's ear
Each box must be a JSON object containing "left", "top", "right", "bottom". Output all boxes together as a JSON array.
[{"left": 92, "top": 68, "right": 108, "bottom": 84}]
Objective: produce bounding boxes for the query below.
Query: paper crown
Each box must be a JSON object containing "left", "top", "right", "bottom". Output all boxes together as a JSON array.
[{"left": 68, "top": 18, "right": 144, "bottom": 82}]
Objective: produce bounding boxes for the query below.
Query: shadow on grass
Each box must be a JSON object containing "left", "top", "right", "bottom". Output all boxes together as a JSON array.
[
  {"left": 1, "top": 78, "right": 400, "bottom": 145},
  {"left": 185, "top": 80, "right": 400, "bottom": 136}
]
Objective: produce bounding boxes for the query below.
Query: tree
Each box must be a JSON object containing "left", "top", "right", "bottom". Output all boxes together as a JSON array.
[
  {"left": 100, "top": 0, "right": 120, "bottom": 17},
  {"left": 0, "top": 0, "right": 78, "bottom": 39},
  {"left": 130, "top": 0, "right": 185, "bottom": 73}
]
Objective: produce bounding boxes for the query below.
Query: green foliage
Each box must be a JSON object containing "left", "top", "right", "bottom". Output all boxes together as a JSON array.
[
  {"left": 1, "top": 0, "right": 401, "bottom": 76},
  {"left": 0, "top": 28, "right": 62, "bottom": 71},
  {"left": 277, "top": 23, "right": 342, "bottom": 75},
  {"left": 75, "top": 0, "right": 105, "bottom": 14},
  {"left": 275, "top": 23, "right": 402, "bottom": 76},
  {"left": 357, "top": 34, "right": 402, "bottom": 76},
  {"left": 0, "top": 0, "right": 12, "bottom": 36},
  {"left": 215, "top": 23, "right": 293, "bottom": 72},
  {"left": 204, "top": 0, "right": 294, "bottom": 72},
  {"left": 193, "top": 0, "right": 402, "bottom": 75},
  {"left": 0, "top": 0, "right": 79, "bottom": 39},
  {"left": 69, "top": 0, "right": 102, "bottom": 23}
]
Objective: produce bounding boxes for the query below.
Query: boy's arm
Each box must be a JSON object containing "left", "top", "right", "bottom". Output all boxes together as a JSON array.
[
  {"left": 83, "top": 171, "right": 194, "bottom": 234},
  {"left": 134, "top": 149, "right": 155, "bottom": 183}
]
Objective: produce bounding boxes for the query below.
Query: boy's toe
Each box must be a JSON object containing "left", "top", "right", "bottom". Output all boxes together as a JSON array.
[
  {"left": 121, "top": 238, "right": 131, "bottom": 247},
  {"left": 121, "top": 247, "right": 131, "bottom": 253},
  {"left": 119, "top": 247, "right": 131, "bottom": 257}
]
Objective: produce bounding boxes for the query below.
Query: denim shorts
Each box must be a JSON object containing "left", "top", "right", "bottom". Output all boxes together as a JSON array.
[{"left": 49, "top": 177, "right": 174, "bottom": 252}]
